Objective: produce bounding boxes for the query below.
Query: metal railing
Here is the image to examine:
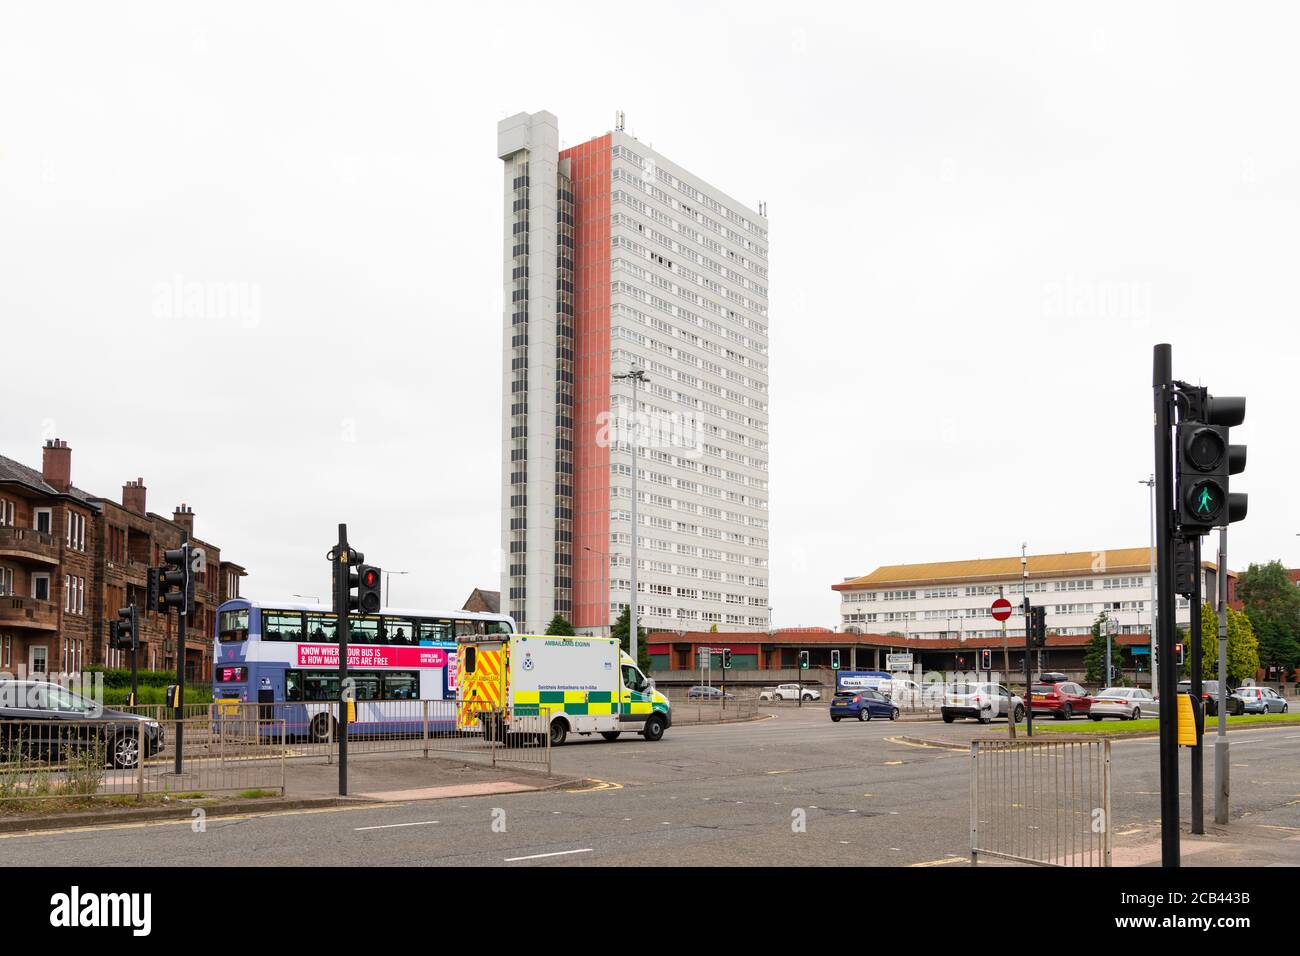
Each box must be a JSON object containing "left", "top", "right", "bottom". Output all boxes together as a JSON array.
[
  {"left": 0, "top": 716, "right": 286, "bottom": 802},
  {"left": 660, "top": 689, "right": 760, "bottom": 722},
  {"left": 208, "top": 699, "right": 553, "bottom": 775},
  {"left": 969, "top": 737, "right": 1111, "bottom": 867}
]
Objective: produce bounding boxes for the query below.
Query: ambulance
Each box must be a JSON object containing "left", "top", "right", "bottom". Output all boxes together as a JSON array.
[{"left": 454, "top": 633, "right": 671, "bottom": 745}]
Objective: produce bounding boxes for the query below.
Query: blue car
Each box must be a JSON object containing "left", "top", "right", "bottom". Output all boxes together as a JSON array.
[{"left": 830, "top": 688, "right": 899, "bottom": 723}]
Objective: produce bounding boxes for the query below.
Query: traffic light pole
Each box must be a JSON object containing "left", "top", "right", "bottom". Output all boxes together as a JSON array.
[
  {"left": 1190, "top": 534, "right": 1204, "bottom": 834},
  {"left": 335, "top": 523, "right": 350, "bottom": 797},
  {"left": 1023, "top": 598, "right": 1033, "bottom": 738},
  {"left": 1153, "top": 343, "right": 1180, "bottom": 867},
  {"left": 1214, "top": 526, "right": 1230, "bottom": 825},
  {"left": 129, "top": 605, "right": 139, "bottom": 708},
  {"left": 173, "top": 534, "right": 188, "bottom": 776}
]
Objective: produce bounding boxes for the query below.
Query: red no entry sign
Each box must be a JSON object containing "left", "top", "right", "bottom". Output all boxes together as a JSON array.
[{"left": 990, "top": 598, "right": 1013, "bottom": 622}]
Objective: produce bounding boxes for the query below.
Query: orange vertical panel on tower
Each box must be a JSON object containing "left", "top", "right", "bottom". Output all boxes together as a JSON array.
[{"left": 562, "top": 135, "right": 612, "bottom": 631}]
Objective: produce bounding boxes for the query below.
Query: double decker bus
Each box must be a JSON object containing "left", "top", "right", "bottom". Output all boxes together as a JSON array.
[{"left": 213, "top": 598, "right": 514, "bottom": 740}]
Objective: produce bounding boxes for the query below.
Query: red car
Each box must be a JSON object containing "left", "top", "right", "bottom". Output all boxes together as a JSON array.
[{"left": 1029, "top": 681, "right": 1092, "bottom": 719}]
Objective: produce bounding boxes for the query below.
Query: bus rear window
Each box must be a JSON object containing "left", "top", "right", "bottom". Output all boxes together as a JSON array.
[{"left": 219, "top": 609, "right": 249, "bottom": 643}]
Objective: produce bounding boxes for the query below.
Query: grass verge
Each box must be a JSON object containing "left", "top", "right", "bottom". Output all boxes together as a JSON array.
[{"left": 1036, "top": 711, "right": 1300, "bottom": 735}]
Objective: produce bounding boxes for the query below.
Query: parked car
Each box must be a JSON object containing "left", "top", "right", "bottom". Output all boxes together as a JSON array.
[
  {"left": 942, "top": 683, "right": 1025, "bottom": 724},
  {"left": 0, "top": 680, "right": 164, "bottom": 769},
  {"left": 686, "top": 685, "right": 735, "bottom": 701},
  {"left": 768, "top": 683, "right": 819, "bottom": 702},
  {"left": 1029, "top": 681, "right": 1091, "bottom": 719},
  {"left": 1232, "top": 686, "right": 1289, "bottom": 714},
  {"left": 830, "top": 688, "right": 898, "bottom": 723},
  {"left": 1177, "top": 680, "right": 1244, "bottom": 716},
  {"left": 1089, "top": 687, "right": 1158, "bottom": 721}
]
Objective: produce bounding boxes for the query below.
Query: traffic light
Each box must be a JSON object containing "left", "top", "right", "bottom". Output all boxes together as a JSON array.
[
  {"left": 356, "top": 564, "right": 382, "bottom": 614},
  {"left": 147, "top": 568, "right": 160, "bottom": 612},
  {"left": 980, "top": 648, "right": 991, "bottom": 670},
  {"left": 1175, "top": 642, "right": 1185, "bottom": 666},
  {"left": 109, "top": 605, "right": 138, "bottom": 650},
  {"left": 722, "top": 648, "right": 733, "bottom": 670},
  {"left": 830, "top": 649, "right": 840, "bottom": 670},
  {"left": 1172, "top": 537, "right": 1197, "bottom": 597},
  {"left": 1176, "top": 391, "right": 1247, "bottom": 535},
  {"left": 157, "top": 545, "right": 191, "bottom": 614},
  {"left": 1028, "top": 606, "right": 1047, "bottom": 647},
  {"left": 799, "top": 650, "right": 809, "bottom": 670}
]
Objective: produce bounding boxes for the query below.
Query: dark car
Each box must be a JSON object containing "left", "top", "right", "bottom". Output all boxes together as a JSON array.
[
  {"left": 1037, "top": 672, "right": 1070, "bottom": 685},
  {"left": 1029, "top": 681, "right": 1092, "bottom": 719},
  {"left": 1177, "top": 680, "right": 1244, "bottom": 716},
  {"left": 0, "top": 680, "right": 164, "bottom": 768},
  {"left": 830, "top": 688, "right": 899, "bottom": 723},
  {"left": 686, "top": 685, "right": 735, "bottom": 701}
]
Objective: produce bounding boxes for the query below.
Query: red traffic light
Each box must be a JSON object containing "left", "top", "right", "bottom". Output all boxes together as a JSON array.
[{"left": 362, "top": 568, "right": 380, "bottom": 588}]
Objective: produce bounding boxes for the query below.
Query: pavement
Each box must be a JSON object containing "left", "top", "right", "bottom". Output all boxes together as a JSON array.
[{"left": 1, "top": 706, "right": 1296, "bottom": 866}]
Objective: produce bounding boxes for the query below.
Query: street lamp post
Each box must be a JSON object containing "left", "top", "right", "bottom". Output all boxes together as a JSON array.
[
  {"left": 1141, "top": 475, "right": 1158, "bottom": 691},
  {"left": 384, "top": 570, "right": 409, "bottom": 609},
  {"left": 614, "top": 367, "right": 647, "bottom": 663}
]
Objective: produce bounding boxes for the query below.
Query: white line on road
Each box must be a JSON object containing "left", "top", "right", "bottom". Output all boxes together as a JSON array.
[
  {"left": 354, "top": 820, "right": 440, "bottom": 831},
  {"left": 504, "top": 848, "right": 593, "bottom": 862}
]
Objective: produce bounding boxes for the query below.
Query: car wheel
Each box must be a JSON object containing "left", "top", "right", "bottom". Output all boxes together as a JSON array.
[
  {"left": 642, "top": 714, "right": 666, "bottom": 742},
  {"left": 1013, "top": 704, "right": 1025, "bottom": 723},
  {"left": 1132, "top": 707, "right": 1140, "bottom": 720},
  {"left": 549, "top": 719, "right": 569, "bottom": 747},
  {"left": 979, "top": 710, "right": 992, "bottom": 725},
  {"left": 1090, "top": 714, "right": 1102, "bottom": 722},
  {"left": 309, "top": 713, "right": 336, "bottom": 743},
  {"left": 111, "top": 733, "right": 140, "bottom": 770},
  {"left": 803, "top": 694, "right": 813, "bottom": 702},
  {"left": 600, "top": 731, "right": 621, "bottom": 742},
  {"left": 942, "top": 712, "right": 955, "bottom": 724},
  {"left": 889, "top": 708, "right": 899, "bottom": 721},
  {"left": 858, "top": 708, "right": 870, "bottom": 722},
  {"left": 1282, "top": 703, "right": 1289, "bottom": 714},
  {"left": 831, "top": 715, "right": 841, "bottom": 722},
  {"left": 1057, "top": 704, "right": 1072, "bottom": 721}
]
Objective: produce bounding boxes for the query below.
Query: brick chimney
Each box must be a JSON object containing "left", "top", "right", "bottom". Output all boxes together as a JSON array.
[
  {"left": 41, "top": 439, "right": 71, "bottom": 492},
  {"left": 173, "top": 503, "right": 195, "bottom": 536},
  {"left": 122, "top": 478, "right": 147, "bottom": 515}
]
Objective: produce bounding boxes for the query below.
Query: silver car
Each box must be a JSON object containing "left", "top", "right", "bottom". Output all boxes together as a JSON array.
[
  {"left": 1089, "top": 687, "right": 1158, "bottom": 721},
  {"left": 1233, "top": 687, "right": 1289, "bottom": 714}
]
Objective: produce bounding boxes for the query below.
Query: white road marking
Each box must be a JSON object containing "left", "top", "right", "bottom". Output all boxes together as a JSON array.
[
  {"left": 505, "top": 848, "right": 593, "bottom": 862},
  {"left": 354, "top": 820, "right": 440, "bottom": 831}
]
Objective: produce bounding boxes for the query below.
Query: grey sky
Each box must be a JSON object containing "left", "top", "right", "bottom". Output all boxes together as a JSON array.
[{"left": 2, "top": 1, "right": 1297, "bottom": 626}]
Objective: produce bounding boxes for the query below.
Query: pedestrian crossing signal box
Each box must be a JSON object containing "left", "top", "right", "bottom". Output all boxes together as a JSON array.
[{"left": 1177, "top": 692, "right": 1203, "bottom": 747}]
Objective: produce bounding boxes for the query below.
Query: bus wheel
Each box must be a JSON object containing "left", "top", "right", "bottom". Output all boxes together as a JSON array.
[
  {"left": 642, "top": 715, "right": 666, "bottom": 742},
  {"left": 549, "top": 719, "right": 568, "bottom": 747},
  {"left": 600, "top": 731, "right": 621, "bottom": 742},
  {"left": 309, "top": 713, "right": 335, "bottom": 743}
]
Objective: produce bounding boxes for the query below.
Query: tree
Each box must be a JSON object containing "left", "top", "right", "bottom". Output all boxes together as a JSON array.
[
  {"left": 544, "top": 614, "right": 574, "bottom": 636},
  {"left": 1234, "top": 561, "right": 1300, "bottom": 675},
  {"left": 1195, "top": 601, "right": 1260, "bottom": 683},
  {"left": 1084, "top": 612, "right": 1128, "bottom": 685},
  {"left": 611, "top": 606, "right": 651, "bottom": 672}
]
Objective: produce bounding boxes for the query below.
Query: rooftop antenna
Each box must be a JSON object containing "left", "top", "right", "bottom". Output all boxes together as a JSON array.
[{"left": 615, "top": 110, "right": 625, "bottom": 132}]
